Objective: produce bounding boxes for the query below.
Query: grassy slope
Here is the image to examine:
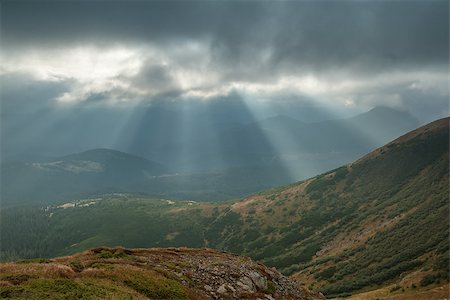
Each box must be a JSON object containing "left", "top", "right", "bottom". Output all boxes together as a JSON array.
[
  {"left": 1, "top": 118, "right": 448, "bottom": 298},
  {"left": 0, "top": 247, "right": 322, "bottom": 300}
]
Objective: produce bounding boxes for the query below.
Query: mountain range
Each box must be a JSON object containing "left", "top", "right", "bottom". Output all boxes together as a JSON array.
[
  {"left": 124, "top": 106, "right": 420, "bottom": 173},
  {"left": 1, "top": 106, "right": 420, "bottom": 206},
  {"left": 2, "top": 117, "right": 448, "bottom": 298}
]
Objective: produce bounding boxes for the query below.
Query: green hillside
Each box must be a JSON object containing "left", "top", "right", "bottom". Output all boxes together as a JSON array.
[{"left": 1, "top": 118, "right": 448, "bottom": 298}]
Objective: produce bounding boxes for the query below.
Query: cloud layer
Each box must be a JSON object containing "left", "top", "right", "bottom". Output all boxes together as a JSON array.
[{"left": 1, "top": 1, "right": 449, "bottom": 123}]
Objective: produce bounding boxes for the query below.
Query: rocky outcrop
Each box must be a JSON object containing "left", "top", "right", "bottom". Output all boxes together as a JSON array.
[
  {"left": 61, "top": 247, "right": 325, "bottom": 299},
  {"left": 131, "top": 247, "right": 323, "bottom": 299}
]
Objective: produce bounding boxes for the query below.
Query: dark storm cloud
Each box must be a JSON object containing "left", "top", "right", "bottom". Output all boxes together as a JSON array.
[
  {"left": 1, "top": 0, "right": 448, "bottom": 129},
  {"left": 268, "top": 1, "right": 449, "bottom": 73},
  {"left": 1, "top": 1, "right": 263, "bottom": 47},
  {"left": 2, "top": 1, "right": 448, "bottom": 74}
]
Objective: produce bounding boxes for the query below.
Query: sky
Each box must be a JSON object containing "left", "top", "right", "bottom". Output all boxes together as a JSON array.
[{"left": 0, "top": 0, "right": 449, "bottom": 160}]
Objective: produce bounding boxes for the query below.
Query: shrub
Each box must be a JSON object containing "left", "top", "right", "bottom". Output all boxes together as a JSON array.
[
  {"left": 420, "top": 273, "right": 444, "bottom": 286},
  {"left": 266, "top": 281, "right": 276, "bottom": 295}
]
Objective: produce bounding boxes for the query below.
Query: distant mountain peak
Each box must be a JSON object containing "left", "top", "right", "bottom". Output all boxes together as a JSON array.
[
  {"left": 361, "top": 105, "right": 412, "bottom": 117},
  {"left": 368, "top": 105, "right": 403, "bottom": 112}
]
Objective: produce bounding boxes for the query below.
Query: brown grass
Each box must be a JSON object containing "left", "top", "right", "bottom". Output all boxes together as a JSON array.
[{"left": 335, "top": 283, "right": 450, "bottom": 300}]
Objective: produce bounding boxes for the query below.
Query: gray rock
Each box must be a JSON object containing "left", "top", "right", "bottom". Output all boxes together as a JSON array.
[
  {"left": 204, "top": 284, "right": 213, "bottom": 292},
  {"left": 248, "top": 271, "right": 267, "bottom": 290},
  {"left": 237, "top": 276, "right": 254, "bottom": 291},
  {"left": 217, "top": 283, "right": 228, "bottom": 294}
]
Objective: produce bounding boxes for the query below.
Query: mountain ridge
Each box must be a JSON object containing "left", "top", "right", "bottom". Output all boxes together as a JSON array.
[
  {"left": 0, "top": 148, "right": 167, "bottom": 207},
  {"left": 61, "top": 148, "right": 167, "bottom": 175}
]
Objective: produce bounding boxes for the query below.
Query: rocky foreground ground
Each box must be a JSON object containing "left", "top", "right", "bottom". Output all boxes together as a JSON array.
[{"left": 0, "top": 247, "right": 325, "bottom": 299}]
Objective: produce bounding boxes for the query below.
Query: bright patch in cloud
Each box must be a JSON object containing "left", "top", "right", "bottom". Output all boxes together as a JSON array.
[
  {"left": 1, "top": 42, "right": 448, "bottom": 114},
  {"left": 2, "top": 47, "right": 142, "bottom": 82}
]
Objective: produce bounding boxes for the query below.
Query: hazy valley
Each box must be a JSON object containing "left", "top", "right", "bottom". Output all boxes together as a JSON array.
[{"left": 1, "top": 107, "right": 420, "bottom": 206}]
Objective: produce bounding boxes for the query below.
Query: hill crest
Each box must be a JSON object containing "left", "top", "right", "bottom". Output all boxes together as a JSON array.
[{"left": 354, "top": 117, "right": 448, "bottom": 164}]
